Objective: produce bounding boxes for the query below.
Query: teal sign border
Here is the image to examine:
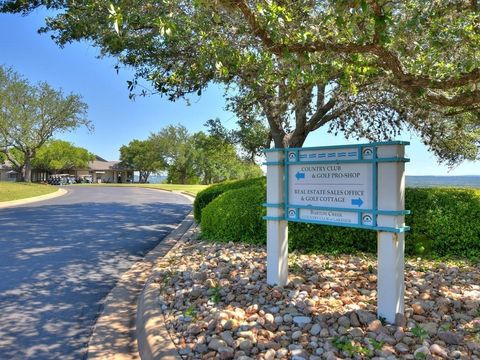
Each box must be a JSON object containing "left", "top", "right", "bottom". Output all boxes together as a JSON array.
[{"left": 262, "top": 141, "right": 411, "bottom": 233}]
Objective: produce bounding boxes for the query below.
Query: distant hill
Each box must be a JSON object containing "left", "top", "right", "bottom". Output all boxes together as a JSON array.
[{"left": 406, "top": 175, "right": 480, "bottom": 188}]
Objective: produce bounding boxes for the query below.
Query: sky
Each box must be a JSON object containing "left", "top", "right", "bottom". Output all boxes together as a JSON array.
[{"left": 0, "top": 10, "right": 478, "bottom": 176}]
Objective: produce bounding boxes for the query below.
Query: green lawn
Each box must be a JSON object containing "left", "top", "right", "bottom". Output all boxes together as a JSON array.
[
  {"left": 0, "top": 182, "right": 58, "bottom": 202},
  {"left": 73, "top": 183, "right": 210, "bottom": 196},
  {"left": 137, "top": 183, "right": 210, "bottom": 195}
]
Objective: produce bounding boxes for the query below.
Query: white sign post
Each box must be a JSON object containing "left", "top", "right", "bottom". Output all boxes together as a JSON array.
[
  {"left": 377, "top": 144, "right": 406, "bottom": 324},
  {"left": 263, "top": 141, "right": 409, "bottom": 324},
  {"left": 265, "top": 150, "right": 289, "bottom": 286}
]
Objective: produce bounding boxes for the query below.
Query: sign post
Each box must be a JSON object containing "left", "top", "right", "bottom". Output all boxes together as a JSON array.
[
  {"left": 265, "top": 150, "right": 289, "bottom": 286},
  {"left": 377, "top": 144, "right": 406, "bottom": 324},
  {"left": 263, "top": 141, "right": 410, "bottom": 324}
]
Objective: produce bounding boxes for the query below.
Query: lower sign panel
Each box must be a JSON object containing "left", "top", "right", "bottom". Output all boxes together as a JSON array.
[{"left": 289, "top": 208, "right": 359, "bottom": 225}]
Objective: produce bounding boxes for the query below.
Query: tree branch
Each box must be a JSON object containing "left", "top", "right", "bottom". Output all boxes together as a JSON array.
[
  {"left": 307, "top": 98, "right": 336, "bottom": 131},
  {"left": 231, "top": 0, "right": 480, "bottom": 107}
]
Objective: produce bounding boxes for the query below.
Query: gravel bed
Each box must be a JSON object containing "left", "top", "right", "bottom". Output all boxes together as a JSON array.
[{"left": 153, "top": 239, "right": 479, "bottom": 360}]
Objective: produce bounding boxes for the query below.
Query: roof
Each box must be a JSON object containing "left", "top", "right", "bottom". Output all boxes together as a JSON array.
[
  {"left": 88, "top": 160, "right": 131, "bottom": 171},
  {"left": 0, "top": 156, "right": 132, "bottom": 172},
  {"left": 94, "top": 155, "right": 108, "bottom": 162},
  {"left": 0, "top": 161, "right": 14, "bottom": 171}
]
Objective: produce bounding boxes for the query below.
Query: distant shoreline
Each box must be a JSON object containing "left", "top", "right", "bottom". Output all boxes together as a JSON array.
[
  {"left": 406, "top": 175, "right": 480, "bottom": 188},
  {"left": 137, "top": 174, "right": 480, "bottom": 188}
]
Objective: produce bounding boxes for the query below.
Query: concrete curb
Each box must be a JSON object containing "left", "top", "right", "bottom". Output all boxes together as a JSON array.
[
  {"left": 86, "top": 190, "right": 195, "bottom": 360},
  {"left": 0, "top": 187, "right": 67, "bottom": 209},
  {"left": 136, "top": 221, "right": 198, "bottom": 360}
]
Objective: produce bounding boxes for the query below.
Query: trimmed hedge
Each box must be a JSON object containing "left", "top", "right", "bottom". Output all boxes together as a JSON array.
[
  {"left": 405, "top": 188, "right": 480, "bottom": 258},
  {"left": 193, "top": 177, "right": 265, "bottom": 222},
  {"left": 201, "top": 184, "right": 267, "bottom": 244},
  {"left": 199, "top": 178, "right": 480, "bottom": 260}
]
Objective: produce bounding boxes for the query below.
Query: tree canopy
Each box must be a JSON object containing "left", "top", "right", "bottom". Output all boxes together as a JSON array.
[
  {"left": 0, "top": 66, "right": 90, "bottom": 181},
  {"left": 205, "top": 118, "right": 270, "bottom": 163},
  {"left": 121, "top": 124, "right": 263, "bottom": 184},
  {"left": 119, "top": 139, "right": 165, "bottom": 183},
  {"left": 31, "top": 139, "right": 94, "bottom": 173},
  {"left": 151, "top": 124, "right": 263, "bottom": 184},
  {"left": 3, "top": 0, "right": 479, "bottom": 164}
]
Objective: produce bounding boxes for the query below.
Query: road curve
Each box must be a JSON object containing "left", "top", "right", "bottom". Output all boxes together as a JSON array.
[{"left": 0, "top": 186, "right": 192, "bottom": 360}]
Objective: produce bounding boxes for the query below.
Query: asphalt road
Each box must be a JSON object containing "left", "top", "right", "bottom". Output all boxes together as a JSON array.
[{"left": 0, "top": 186, "right": 192, "bottom": 360}]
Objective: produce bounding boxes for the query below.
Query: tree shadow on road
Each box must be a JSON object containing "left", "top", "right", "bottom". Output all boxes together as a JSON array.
[{"left": 0, "top": 200, "right": 191, "bottom": 360}]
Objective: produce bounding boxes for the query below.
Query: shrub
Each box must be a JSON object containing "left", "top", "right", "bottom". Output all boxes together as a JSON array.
[
  {"left": 404, "top": 188, "right": 480, "bottom": 259},
  {"left": 193, "top": 176, "right": 265, "bottom": 222},
  {"left": 201, "top": 184, "right": 267, "bottom": 244},
  {"left": 199, "top": 179, "right": 480, "bottom": 260}
]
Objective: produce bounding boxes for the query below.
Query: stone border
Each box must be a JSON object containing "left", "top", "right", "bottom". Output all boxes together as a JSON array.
[
  {"left": 0, "top": 187, "right": 68, "bottom": 209},
  {"left": 87, "top": 191, "right": 195, "bottom": 360},
  {"left": 136, "top": 221, "right": 198, "bottom": 360}
]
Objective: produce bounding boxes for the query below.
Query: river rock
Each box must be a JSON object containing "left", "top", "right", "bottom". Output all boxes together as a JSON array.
[
  {"left": 430, "top": 343, "right": 448, "bottom": 358},
  {"left": 438, "top": 331, "right": 462, "bottom": 345},
  {"left": 208, "top": 338, "right": 227, "bottom": 351},
  {"left": 310, "top": 324, "right": 321, "bottom": 336},
  {"left": 293, "top": 316, "right": 312, "bottom": 327},
  {"left": 218, "top": 346, "right": 234, "bottom": 359},
  {"left": 356, "top": 310, "right": 377, "bottom": 325}
]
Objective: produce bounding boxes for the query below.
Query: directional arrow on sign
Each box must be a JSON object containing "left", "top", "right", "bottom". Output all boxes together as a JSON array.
[
  {"left": 351, "top": 198, "right": 364, "bottom": 207},
  {"left": 295, "top": 172, "right": 305, "bottom": 180}
]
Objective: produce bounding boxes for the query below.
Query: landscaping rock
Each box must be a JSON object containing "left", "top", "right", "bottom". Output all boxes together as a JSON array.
[
  {"left": 208, "top": 338, "right": 227, "bottom": 351},
  {"left": 368, "top": 319, "right": 383, "bottom": 333},
  {"left": 356, "top": 310, "right": 377, "bottom": 325},
  {"left": 430, "top": 343, "right": 448, "bottom": 358},
  {"left": 414, "top": 345, "right": 430, "bottom": 358},
  {"left": 153, "top": 240, "right": 478, "bottom": 360},
  {"left": 217, "top": 346, "right": 234, "bottom": 359},
  {"left": 239, "top": 339, "right": 253, "bottom": 352},
  {"left": 293, "top": 316, "right": 312, "bottom": 327},
  {"left": 310, "top": 324, "right": 321, "bottom": 336},
  {"left": 438, "top": 331, "right": 462, "bottom": 345}
]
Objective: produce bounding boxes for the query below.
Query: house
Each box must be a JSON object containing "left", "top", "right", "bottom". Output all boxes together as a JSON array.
[
  {"left": 0, "top": 161, "right": 18, "bottom": 182},
  {"left": 74, "top": 155, "right": 134, "bottom": 183},
  {"left": 0, "top": 155, "right": 133, "bottom": 183}
]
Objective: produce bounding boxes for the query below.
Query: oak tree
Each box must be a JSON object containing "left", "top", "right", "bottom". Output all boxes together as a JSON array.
[
  {"left": 119, "top": 139, "right": 165, "bottom": 183},
  {"left": 32, "top": 139, "right": 95, "bottom": 174},
  {"left": 0, "top": 66, "right": 90, "bottom": 181},
  {"left": 3, "top": 0, "right": 478, "bottom": 164}
]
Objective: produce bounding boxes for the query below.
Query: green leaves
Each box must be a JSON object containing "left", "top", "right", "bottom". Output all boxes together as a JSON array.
[
  {"left": 32, "top": 140, "right": 94, "bottom": 172},
  {"left": 108, "top": 3, "right": 123, "bottom": 35},
  {"left": 119, "top": 138, "right": 165, "bottom": 183},
  {"left": 127, "top": 124, "right": 262, "bottom": 185},
  {"left": 197, "top": 178, "right": 480, "bottom": 261},
  {"left": 0, "top": 65, "right": 89, "bottom": 181},
  {"left": 2, "top": 0, "right": 479, "bottom": 164}
]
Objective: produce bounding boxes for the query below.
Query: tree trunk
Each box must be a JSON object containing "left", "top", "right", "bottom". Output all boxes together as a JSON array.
[
  {"left": 180, "top": 167, "right": 187, "bottom": 184},
  {"left": 139, "top": 171, "right": 150, "bottom": 183},
  {"left": 23, "top": 154, "right": 32, "bottom": 182},
  {"left": 288, "top": 133, "right": 307, "bottom": 148}
]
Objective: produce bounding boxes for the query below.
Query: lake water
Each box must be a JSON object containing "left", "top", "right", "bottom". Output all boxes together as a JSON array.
[
  {"left": 135, "top": 173, "right": 480, "bottom": 188},
  {"left": 406, "top": 175, "right": 480, "bottom": 188},
  {"left": 133, "top": 174, "right": 167, "bottom": 184}
]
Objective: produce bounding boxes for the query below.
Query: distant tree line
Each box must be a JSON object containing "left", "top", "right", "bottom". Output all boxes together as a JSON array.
[
  {"left": 2, "top": 139, "right": 95, "bottom": 181},
  {"left": 119, "top": 124, "right": 264, "bottom": 184}
]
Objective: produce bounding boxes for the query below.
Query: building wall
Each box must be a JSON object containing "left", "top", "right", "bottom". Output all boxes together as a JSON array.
[
  {"left": 0, "top": 170, "right": 17, "bottom": 182},
  {"left": 91, "top": 170, "right": 133, "bottom": 183}
]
